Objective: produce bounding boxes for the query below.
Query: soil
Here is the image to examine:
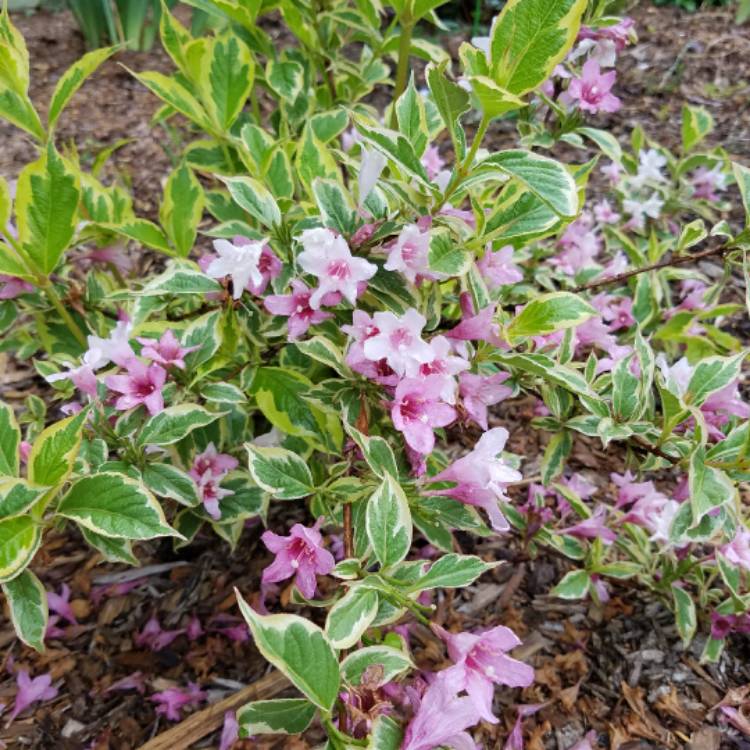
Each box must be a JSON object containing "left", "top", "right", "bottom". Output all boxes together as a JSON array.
[{"left": 1, "top": 4, "right": 750, "bottom": 750}]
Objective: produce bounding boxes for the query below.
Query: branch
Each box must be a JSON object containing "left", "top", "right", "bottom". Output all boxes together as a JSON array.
[{"left": 573, "top": 243, "right": 736, "bottom": 293}]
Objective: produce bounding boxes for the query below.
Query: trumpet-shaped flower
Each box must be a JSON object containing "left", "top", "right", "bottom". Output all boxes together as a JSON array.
[
  {"left": 261, "top": 518, "right": 335, "bottom": 600},
  {"left": 0, "top": 275, "right": 33, "bottom": 299},
  {"left": 459, "top": 372, "right": 512, "bottom": 430},
  {"left": 363, "top": 309, "right": 434, "bottom": 377},
  {"left": 476, "top": 245, "right": 523, "bottom": 288},
  {"left": 391, "top": 375, "right": 457, "bottom": 455},
  {"left": 434, "top": 624, "right": 535, "bottom": 723},
  {"left": 721, "top": 527, "right": 750, "bottom": 571},
  {"left": 384, "top": 224, "right": 439, "bottom": 284},
  {"left": 565, "top": 59, "right": 621, "bottom": 114},
  {"left": 264, "top": 279, "right": 339, "bottom": 340},
  {"left": 151, "top": 683, "right": 206, "bottom": 721},
  {"left": 297, "top": 227, "right": 377, "bottom": 308},
  {"left": 106, "top": 360, "right": 167, "bottom": 415},
  {"left": 8, "top": 670, "right": 58, "bottom": 723},
  {"left": 206, "top": 237, "right": 268, "bottom": 300},
  {"left": 430, "top": 427, "right": 522, "bottom": 532},
  {"left": 401, "top": 669, "right": 483, "bottom": 750},
  {"left": 137, "top": 330, "right": 198, "bottom": 369}
]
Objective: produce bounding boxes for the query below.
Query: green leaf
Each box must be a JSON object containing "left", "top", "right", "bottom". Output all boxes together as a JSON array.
[
  {"left": 477, "top": 150, "right": 579, "bottom": 217},
  {"left": 340, "top": 645, "right": 412, "bottom": 688},
  {"left": 2, "top": 569, "right": 47, "bottom": 652},
  {"left": 0, "top": 479, "right": 49, "bottom": 518},
  {"left": 428, "top": 227, "right": 472, "bottom": 277},
  {"left": 15, "top": 143, "right": 80, "bottom": 275},
  {"left": 142, "top": 463, "right": 199, "bottom": 506},
  {"left": 344, "top": 423, "right": 398, "bottom": 479},
  {"left": 294, "top": 336, "right": 350, "bottom": 378},
  {"left": 28, "top": 408, "right": 88, "bottom": 487},
  {"left": 221, "top": 175, "right": 281, "bottom": 229},
  {"left": 612, "top": 354, "right": 640, "bottom": 422},
  {"left": 266, "top": 59, "right": 304, "bottom": 102},
  {"left": 101, "top": 218, "right": 174, "bottom": 255},
  {"left": 159, "top": 162, "right": 204, "bottom": 257},
  {"left": 325, "top": 585, "right": 379, "bottom": 649},
  {"left": 489, "top": 0, "right": 586, "bottom": 96},
  {"left": 202, "top": 32, "right": 254, "bottom": 130},
  {"left": 577, "top": 126, "right": 622, "bottom": 162},
  {"left": 369, "top": 715, "right": 403, "bottom": 750},
  {"left": 236, "top": 590, "right": 340, "bottom": 711},
  {"left": 0, "top": 400, "right": 20, "bottom": 476},
  {"left": 405, "top": 553, "right": 495, "bottom": 592},
  {"left": 551, "top": 569, "right": 590, "bottom": 599},
  {"left": 468, "top": 75, "right": 526, "bottom": 118},
  {"left": 507, "top": 291, "right": 595, "bottom": 339},
  {"left": 689, "top": 449, "right": 735, "bottom": 522},
  {"left": 57, "top": 472, "right": 178, "bottom": 540},
  {"left": 237, "top": 698, "right": 316, "bottom": 737},
  {"left": 366, "top": 474, "right": 412, "bottom": 569},
  {"left": 80, "top": 527, "right": 139, "bottom": 565},
  {"left": 48, "top": 46, "right": 117, "bottom": 130},
  {"left": 671, "top": 584, "right": 696, "bottom": 646},
  {"left": 425, "top": 62, "right": 469, "bottom": 160},
  {"left": 245, "top": 444, "right": 313, "bottom": 500},
  {"left": 354, "top": 120, "right": 432, "bottom": 188},
  {"left": 395, "top": 75, "right": 428, "bottom": 155},
  {"left": 681, "top": 104, "right": 714, "bottom": 152},
  {"left": 541, "top": 430, "right": 572, "bottom": 485},
  {"left": 137, "top": 405, "right": 223, "bottom": 447},
  {"left": 685, "top": 352, "right": 746, "bottom": 407},
  {"left": 0, "top": 515, "right": 41, "bottom": 583},
  {"left": 126, "top": 260, "right": 221, "bottom": 296},
  {"left": 312, "top": 178, "right": 356, "bottom": 237},
  {"left": 733, "top": 162, "right": 750, "bottom": 223}
]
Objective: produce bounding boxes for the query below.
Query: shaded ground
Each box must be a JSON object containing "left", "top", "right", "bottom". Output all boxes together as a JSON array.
[{"left": 1, "top": 4, "right": 750, "bottom": 749}]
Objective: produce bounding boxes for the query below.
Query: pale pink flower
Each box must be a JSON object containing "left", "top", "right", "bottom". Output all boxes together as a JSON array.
[
  {"left": 137, "top": 330, "right": 198, "bottom": 369},
  {"left": 135, "top": 615, "right": 185, "bottom": 652},
  {"left": 196, "top": 471, "right": 234, "bottom": 520},
  {"left": 19, "top": 441, "right": 31, "bottom": 464},
  {"left": 391, "top": 375, "right": 457, "bottom": 455},
  {"left": 504, "top": 704, "right": 547, "bottom": 750},
  {"left": 601, "top": 160, "right": 621, "bottom": 184},
  {"left": 0, "top": 275, "right": 33, "bottom": 299},
  {"left": 47, "top": 583, "right": 77, "bottom": 625},
  {"left": 402, "top": 669, "right": 482, "bottom": 750},
  {"left": 721, "top": 527, "right": 750, "bottom": 571},
  {"left": 264, "top": 279, "right": 339, "bottom": 340},
  {"left": 422, "top": 145, "right": 445, "bottom": 180},
  {"left": 623, "top": 193, "right": 663, "bottom": 230},
  {"left": 418, "top": 335, "right": 470, "bottom": 404},
  {"left": 593, "top": 199, "right": 620, "bottom": 224},
  {"left": 245, "top": 240, "right": 282, "bottom": 295},
  {"left": 430, "top": 427, "right": 521, "bottom": 532},
  {"left": 579, "top": 18, "right": 635, "bottom": 51},
  {"left": 552, "top": 213, "right": 600, "bottom": 274},
  {"left": 186, "top": 615, "right": 204, "bottom": 641},
  {"left": 8, "top": 670, "right": 58, "bottom": 723},
  {"left": 362, "top": 309, "right": 433, "bottom": 377},
  {"left": 459, "top": 372, "right": 512, "bottom": 430},
  {"left": 560, "top": 505, "right": 617, "bottom": 544},
  {"left": 446, "top": 303, "right": 505, "bottom": 349},
  {"left": 564, "top": 59, "right": 620, "bottom": 114},
  {"left": 434, "top": 624, "right": 534, "bottom": 723},
  {"left": 261, "top": 518, "right": 335, "bottom": 600},
  {"left": 78, "top": 244, "right": 132, "bottom": 274},
  {"left": 384, "top": 224, "right": 440, "bottom": 284},
  {"left": 296, "top": 228, "right": 377, "bottom": 308},
  {"left": 190, "top": 443, "right": 238, "bottom": 482},
  {"left": 151, "top": 683, "right": 206, "bottom": 721},
  {"left": 106, "top": 360, "right": 167, "bottom": 415},
  {"left": 206, "top": 237, "right": 268, "bottom": 300},
  {"left": 219, "top": 711, "right": 239, "bottom": 750},
  {"left": 691, "top": 165, "right": 726, "bottom": 202},
  {"left": 476, "top": 245, "right": 523, "bottom": 288}
]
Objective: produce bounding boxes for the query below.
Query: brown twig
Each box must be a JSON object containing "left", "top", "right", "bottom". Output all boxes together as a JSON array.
[
  {"left": 573, "top": 243, "right": 736, "bottom": 293},
  {"left": 137, "top": 671, "right": 289, "bottom": 750}
]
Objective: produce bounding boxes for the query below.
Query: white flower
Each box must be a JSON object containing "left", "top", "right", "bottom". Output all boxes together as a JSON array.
[
  {"left": 656, "top": 355, "right": 692, "bottom": 398},
  {"left": 623, "top": 192, "right": 663, "bottom": 229},
  {"left": 358, "top": 148, "right": 387, "bottom": 207},
  {"left": 206, "top": 238, "right": 267, "bottom": 300},
  {"left": 362, "top": 308, "right": 433, "bottom": 376},
  {"left": 631, "top": 148, "right": 667, "bottom": 189}
]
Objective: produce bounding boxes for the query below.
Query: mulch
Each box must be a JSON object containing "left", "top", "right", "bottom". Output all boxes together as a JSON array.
[{"left": 1, "top": 4, "right": 750, "bottom": 749}]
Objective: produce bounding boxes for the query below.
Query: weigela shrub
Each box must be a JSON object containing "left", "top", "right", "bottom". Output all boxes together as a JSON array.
[{"left": 1, "top": 0, "right": 750, "bottom": 745}]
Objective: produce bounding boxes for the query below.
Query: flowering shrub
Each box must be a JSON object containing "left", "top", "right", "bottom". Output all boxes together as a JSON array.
[{"left": 1, "top": 0, "right": 750, "bottom": 746}]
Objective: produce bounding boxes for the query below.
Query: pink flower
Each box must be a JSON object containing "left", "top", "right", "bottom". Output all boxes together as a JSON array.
[
  {"left": 721, "top": 527, "right": 750, "bottom": 571},
  {"left": 243, "top": 240, "right": 282, "bottom": 295},
  {"left": 104, "top": 672, "right": 146, "bottom": 695},
  {"left": 593, "top": 199, "right": 620, "bottom": 225},
  {"left": 476, "top": 246, "right": 523, "bottom": 288},
  {"left": 135, "top": 615, "right": 185, "bottom": 652},
  {"left": 219, "top": 711, "right": 239, "bottom": 750},
  {"left": 560, "top": 505, "right": 617, "bottom": 544},
  {"left": 565, "top": 59, "right": 621, "bottom": 114},
  {"left": 261, "top": 518, "right": 335, "bottom": 600},
  {"left": 430, "top": 427, "right": 521, "bottom": 532},
  {"left": 459, "top": 372, "right": 512, "bottom": 430},
  {"left": 434, "top": 624, "right": 534, "bottom": 723},
  {"left": 47, "top": 583, "right": 77, "bottom": 625},
  {"left": 362, "top": 309, "right": 433, "bottom": 377},
  {"left": 206, "top": 237, "right": 268, "bottom": 300},
  {"left": 601, "top": 160, "right": 621, "bottom": 184},
  {"left": 385, "top": 224, "right": 441, "bottom": 284},
  {"left": 391, "top": 375, "right": 457, "bottom": 455},
  {"left": 151, "top": 683, "right": 206, "bottom": 721},
  {"left": 186, "top": 615, "right": 204, "bottom": 641},
  {"left": 552, "top": 213, "right": 600, "bottom": 274},
  {"left": 296, "top": 228, "right": 377, "bottom": 308},
  {"left": 137, "top": 330, "right": 198, "bottom": 369},
  {"left": 106, "top": 360, "right": 167, "bottom": 415},
  {"left": 504, "top": 703, "right": 547, "bottom": 750},
  {"left": 402, "top": 669, "right": 482, "bottom": 750},
  {"left": 78, "top": 244, "right": 132, "bottom": 274},
  {"left": 19, "top": 441, "right": 31, "bottom": 464},
  {"left": 8, "top": 670, "right": 58, "bottom": 723},
  {"left": 0, "top": 275, "right": 33, "bottom": 299},
  {"left": 190, "top": 443, "right": 238, "bottom": 482},
  {"left": 579, "top": 18, "right": 635, "bottom": 51},
  {"left": 421, "top": 145, "right": 445, "bottom": 180},
  {"left": 592, "top": 293, "right": 634, "bottom": 331},
  {"left": 446, "top": 303, "right": 505, "bottom": 349},
  {"left": 195, "top": 471, "right": 234, "bottom": 520},
  {"left": 417, "top": 335, "right": 470, "bottom": 404},
  {"left": 264, "top": 279, "right": 338, "bottom": 340}
]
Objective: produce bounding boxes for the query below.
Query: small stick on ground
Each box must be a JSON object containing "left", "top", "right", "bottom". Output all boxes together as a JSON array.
[
  {"left": 497, "top": 562, "right": 526, "bottom": 611},
  {"left": 137, "top": 670, "right": 289, "bottom": 750}
]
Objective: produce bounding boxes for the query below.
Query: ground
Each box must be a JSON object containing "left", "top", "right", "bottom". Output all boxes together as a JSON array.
[{"left": 0, "top": 4, "right": 749, "bottom": 749}]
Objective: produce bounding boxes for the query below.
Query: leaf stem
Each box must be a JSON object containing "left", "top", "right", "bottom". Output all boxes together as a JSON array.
[{"left": 43, "top": 280, "right": 87, "bottom": 348}]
